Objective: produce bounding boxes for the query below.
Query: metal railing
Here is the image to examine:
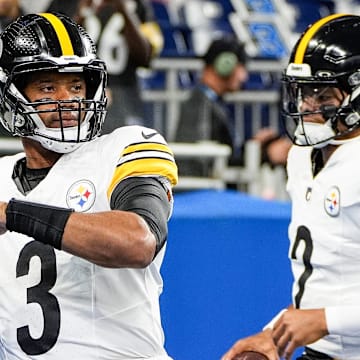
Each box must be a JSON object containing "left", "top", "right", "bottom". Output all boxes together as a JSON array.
[{"left": 142, "top": 57, "right": 285, "bottom": 142}]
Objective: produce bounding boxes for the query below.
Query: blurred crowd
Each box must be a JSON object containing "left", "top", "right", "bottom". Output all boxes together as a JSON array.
[{"left": 2, "top": 0, "right": 358, "bottom": 197}]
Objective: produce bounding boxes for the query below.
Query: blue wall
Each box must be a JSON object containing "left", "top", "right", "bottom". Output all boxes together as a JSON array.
[{"left": 160, "top": 190, "right": 300, "bottom": 360}]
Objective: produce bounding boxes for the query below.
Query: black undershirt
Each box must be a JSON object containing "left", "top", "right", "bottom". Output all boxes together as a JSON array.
[
  {"left": 311, "top": 149, "right": 324, "bottom": 177},
  {"left": 12, "top": 157, "right": 51, "bottom": 195}
]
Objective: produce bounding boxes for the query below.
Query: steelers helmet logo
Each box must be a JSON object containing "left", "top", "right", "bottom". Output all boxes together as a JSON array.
[
  {"left": 324, "top": 186, "right": 340, "bottom": 217},
  {"left": 66, "top": 180, "right": 96, "bottom": 212}
]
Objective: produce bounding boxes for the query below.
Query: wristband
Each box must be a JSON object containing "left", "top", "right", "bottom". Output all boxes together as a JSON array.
[
  {"left": 6, "top": 198, "right": 74, "bottom": 249},
  {"left": 262, "top": 309, "right": 287, "bottom": 330}
]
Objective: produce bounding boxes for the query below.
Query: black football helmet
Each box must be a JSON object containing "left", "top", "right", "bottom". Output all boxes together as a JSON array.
[
  {"left": 0, "top": 12, "right": 107, "bottom": 153},
  {"left": 282, "top": 14, "right": 360, "bottom": 148}
]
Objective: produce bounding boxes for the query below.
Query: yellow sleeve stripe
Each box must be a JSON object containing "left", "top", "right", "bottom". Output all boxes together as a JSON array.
[
  {"left": 107, "top": 157, "right": 178, "bottom": 198},
  {"left": 40, "top": 13, "right": 74, "bottom": 56},
  {"left": 120, "top": 142, "right": 173, "bottom": 158},
  {"left": 107, "top": 141, "right": 178, "bottom": 198},
  {"left": 294, "top": 13, "right": 348, "bottom": 64}
]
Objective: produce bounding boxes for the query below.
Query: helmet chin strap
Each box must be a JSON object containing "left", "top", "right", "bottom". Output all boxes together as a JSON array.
[
  {"left": 29, "top": 125, "right": 88, "bottom": 153},
  {"left": 294, "top": 90, "right": 360, "bottom": 148},
  {"left": 294, "top": 116, "right": 360, "bottom": 149},
  {"left": 294, "top": 121, "right": 336, "bottom": 148}
]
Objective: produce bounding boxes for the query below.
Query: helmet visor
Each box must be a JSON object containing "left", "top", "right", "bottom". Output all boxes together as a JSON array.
[{"left": 282, "top": 78, "right": 345, "bottom": 144}]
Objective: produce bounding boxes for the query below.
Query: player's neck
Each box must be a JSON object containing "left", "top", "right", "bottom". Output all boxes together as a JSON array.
[
  {"left": 321, "top": 144, "right": 338, "bottom": 165},
  {"left": 21, "top": 137, "right": 62, "bottom": 169}
]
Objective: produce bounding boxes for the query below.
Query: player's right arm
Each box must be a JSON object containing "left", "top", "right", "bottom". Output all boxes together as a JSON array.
[
  {"left": 0, "top": 130, "right": 178, "bottom": 268},
  {"left": 272, "top": 308, "right": 328, "bottom": 360},
  {"left": 0, "top": 197, "right": 157, "bottom": 267}
]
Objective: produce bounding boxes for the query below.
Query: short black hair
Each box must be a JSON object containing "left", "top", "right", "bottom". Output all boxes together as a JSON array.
[{"left": 203, "top": 35, "right": 247, "bottom": 65}]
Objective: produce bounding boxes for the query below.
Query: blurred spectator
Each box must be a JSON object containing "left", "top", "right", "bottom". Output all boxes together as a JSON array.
[
  {"left": 19, "top": 0, "right": 51, "bottom": 13},
  {"left": 72, "top": 0, "right": 164, "bottom": 133},
  {"left": 252, "top": 127, "right": 292, "bottom": 168},
  {"left": 175, "top": 35, "right": 292, "bottom": 180},
  {"left": 46, "top": 0, "right": 81, "bottom": 18},
  {"left": 174, "top": 35, "right": 248, "bottom": 176},
  {"left": 0, "top": 0, "right": 23, "bottom": 30}
]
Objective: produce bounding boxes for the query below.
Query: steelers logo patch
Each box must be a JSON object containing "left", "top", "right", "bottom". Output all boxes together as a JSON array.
[
  {"left": 324, "top": 186, "right": 340, "bottom": 217},
  {"left": 66, "top": 180, "right": 96, "bottom": 212}
]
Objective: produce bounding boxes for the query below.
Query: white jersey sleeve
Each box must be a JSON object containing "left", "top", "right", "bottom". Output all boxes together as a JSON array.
[
  {"left": 0, "top": 125, "right": 177, "bottom": 359},
  {"left": 286, "top": 140, "right": 360, "bottom": 359}
]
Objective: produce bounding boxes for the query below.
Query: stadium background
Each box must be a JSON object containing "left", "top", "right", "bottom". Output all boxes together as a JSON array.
[
  {"left": 147, "top": 1, "right": 358, "bottom": 359},
  {"left": 2, "top": 0, "right": 360, "bottom": 358}
]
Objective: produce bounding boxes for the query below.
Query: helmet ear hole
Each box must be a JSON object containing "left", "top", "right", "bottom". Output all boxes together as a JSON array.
[
  {"left": 343, "top": 87, "right": 360, "bottom": 127},
  {"left": 344, "top": 112, "right": 360, "bottom": 127},
  {"left": 213, "top": 52, "right": 238, "bottom": 77}
]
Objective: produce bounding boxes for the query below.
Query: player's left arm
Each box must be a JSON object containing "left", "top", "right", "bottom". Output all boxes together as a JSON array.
[
  {"left": 61, "top": 176, "right": 172, "bottom": 267},
  {"left": 1, "top": 129, "right": 177, "bottom": 267},
  {"left": 0, "top": 177, "right": 170, "bottom": 268}
]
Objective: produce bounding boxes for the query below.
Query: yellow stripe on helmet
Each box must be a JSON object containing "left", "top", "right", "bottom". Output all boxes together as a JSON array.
[
  {"left": 294, "top": 13, "right": 348, "bottom": 64},
  {"left": 40, "top": 13, "right": 74, "bottom": 56}
]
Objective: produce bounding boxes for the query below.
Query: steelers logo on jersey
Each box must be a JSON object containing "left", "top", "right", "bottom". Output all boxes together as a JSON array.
[
  {"left": 66, "top": 180, "right": 96, "bottom": 212},
  {"left": 324, "top": 186, "right": 340, "bottom": 217}
]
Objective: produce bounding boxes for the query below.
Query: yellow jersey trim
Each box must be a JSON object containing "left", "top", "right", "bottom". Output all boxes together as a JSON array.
[{"left": 122, "top": 142, "right": 174, "bottom": 156}]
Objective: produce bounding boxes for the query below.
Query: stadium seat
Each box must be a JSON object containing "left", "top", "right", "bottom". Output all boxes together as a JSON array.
[
  {"left": 151, "top": 1, "right": 172, "bottom": 25},
  {"left": 159, "top": 25, "right": 189, "bottom": 57},
  {"left": 243, "top": 0, "right": 277, "bottom": 13},
  {"left": 247, "top": 21, "right": 289, "bottom": 59},
  {"left": 286, "top": 0, "right": 335, "bottom": 33},
  {"left": 179, "top": 0, "right": 236, "bottom": 55}
]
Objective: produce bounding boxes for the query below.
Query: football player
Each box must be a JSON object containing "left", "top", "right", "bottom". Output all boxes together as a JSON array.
[
  {"left": 222, "top": 13, "right": 360, "bottom": 360},
  {"left": 0, "top": 12, "right": 177, "bottom": 359}
]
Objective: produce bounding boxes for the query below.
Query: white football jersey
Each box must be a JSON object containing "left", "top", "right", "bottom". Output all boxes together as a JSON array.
[
  {"left": 287, "top": 139, "right": 360, "bottom": 359},
  {"left": 0, "top": 126, "right": 177, "bottom": 359}
]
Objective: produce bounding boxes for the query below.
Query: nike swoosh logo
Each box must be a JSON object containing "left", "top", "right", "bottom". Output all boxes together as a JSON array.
[{"left": 142, "top": 131, "right": 158, "bottom": 139}]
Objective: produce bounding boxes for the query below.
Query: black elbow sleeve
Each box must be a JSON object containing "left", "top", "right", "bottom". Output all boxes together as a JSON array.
[{"left": 110, "top": 177, "right": 171, "bottom": 256}]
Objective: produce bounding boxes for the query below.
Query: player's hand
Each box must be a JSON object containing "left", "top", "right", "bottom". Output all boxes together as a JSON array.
[
  {"left": 272, "top": 308, "right": 328, "bottom": 360},
  {"left": 0, "top": 201, "right": 8, "bottom": 235},
  {"left": 221, "top": 329, "right": 279, "bottom": 360}
]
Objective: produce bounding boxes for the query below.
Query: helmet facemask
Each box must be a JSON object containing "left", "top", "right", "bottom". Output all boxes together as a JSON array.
[
  {"left": 0, "top": 13, "right": 108, "bottom": 153},
  {"left": 281, "top": 14, "right": 360, "bottom": 148},
  {"left": 0, "top": 64, "right": 107, "bottom": 153},
  {"left": 282, "top": 75, "right": 350, "bottom": 148}
]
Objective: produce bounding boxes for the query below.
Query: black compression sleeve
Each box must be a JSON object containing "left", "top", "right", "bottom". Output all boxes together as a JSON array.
[
  {"left": 6, "top": 199, "right": 74, "bottom": 249},
  {"left": 110, "top": 177, "right": 171, "bottom": 256}
]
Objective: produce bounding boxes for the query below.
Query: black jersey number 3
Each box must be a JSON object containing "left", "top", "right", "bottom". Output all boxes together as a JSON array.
[
  {"left": 16, "top": 241, "right": 60, "bottom": 355},
  {"left": 290, "top": 225, "right": 314, "bottom": 308}
]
